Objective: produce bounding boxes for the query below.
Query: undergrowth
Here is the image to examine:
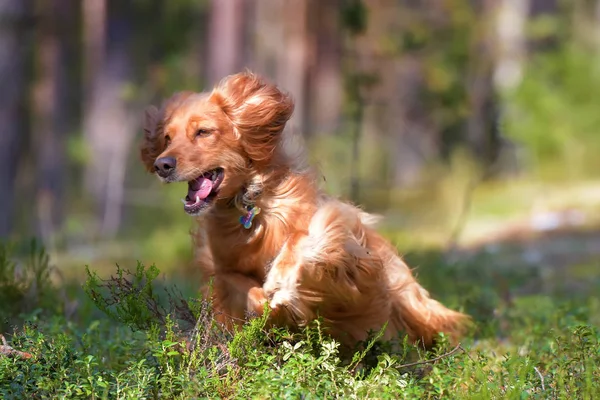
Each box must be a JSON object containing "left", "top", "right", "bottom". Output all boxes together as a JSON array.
[{"left": 0, "top": 242, "right": 599, "bottom": 399}]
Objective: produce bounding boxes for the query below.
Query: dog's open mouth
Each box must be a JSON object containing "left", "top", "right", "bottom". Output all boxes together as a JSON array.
[{"left": 182, "top": 167, "right": 224, "bottom": 215}]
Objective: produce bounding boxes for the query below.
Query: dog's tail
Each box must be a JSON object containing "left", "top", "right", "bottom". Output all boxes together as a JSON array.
[
  {"left": 298, "top": 200, "right": 469, "bottom": 346},
  {"left": 387, "top": 257, "right": 470, "bottom": 347}
]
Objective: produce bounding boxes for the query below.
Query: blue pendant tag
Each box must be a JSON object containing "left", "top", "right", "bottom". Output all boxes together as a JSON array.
[{"left": 239, "top": 206, "right": 261, "bottom": 229}]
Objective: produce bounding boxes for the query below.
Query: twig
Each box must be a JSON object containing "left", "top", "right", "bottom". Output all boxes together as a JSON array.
[
  {"left": 397, "top": 343, "right": 463, "bottom": 369},
  {"left": 458, "top": 345, "right": 475, "bottom": 363},
  {"left": 0, "top": 334, "right": 33, "bottom": 360},
  {"left": 446, "top": 176, "right": 483, "bottom": 252},
  {"left": 534, "top": 366, "right": 546, "bottom": 391},
  {"left": 446, "top": 161, "right": 498, "bottom": 252}
]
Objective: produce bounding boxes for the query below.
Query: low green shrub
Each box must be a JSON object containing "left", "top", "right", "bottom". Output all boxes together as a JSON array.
[{"left": 0, "top": 243, "right": 599, "bottom": 398}]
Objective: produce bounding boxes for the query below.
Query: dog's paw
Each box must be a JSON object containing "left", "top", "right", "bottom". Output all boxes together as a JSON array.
[
  {"left": 269, "top": 289, "right": 293, "bottom": 310},
  {"left": 247, "top": 286, "right": 268, "bottom": 314}
]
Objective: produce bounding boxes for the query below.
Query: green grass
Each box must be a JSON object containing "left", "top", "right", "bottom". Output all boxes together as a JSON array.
[{"left": 1, "top": 241, "right": 599, "bottom": 399}]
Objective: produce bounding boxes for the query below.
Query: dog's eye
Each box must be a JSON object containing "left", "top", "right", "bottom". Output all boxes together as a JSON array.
[{"left": 195, "top": 129, "right": 211, "bottom": 138}]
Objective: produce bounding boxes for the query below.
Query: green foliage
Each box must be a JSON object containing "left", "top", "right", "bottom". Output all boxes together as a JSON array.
[
  {"left": 505, "top": 41, "right": 600, "bottom": 180},
  {"left": 402, "top": 250, "right": 543, "bottom": 328},
  {"left": 0, "top": 241, "right": 63, "bottom": 331},
  {"left": 498, "top": 6, "right": 600, "bottom": 181},
  {"left": 341, "top": 0, "right": 369, "bottom": 36},
  {"left": 2, "top": 245, "right": 600, "bottom": 398},
  {"left": 2, "top": 295, "right": 599, "bottom": 398},
  {"left": 375, "top": 0, "right": 477, "bottom": 157},
  {"left": 85, "top": 262, "right": 163, "bottom": 332}
]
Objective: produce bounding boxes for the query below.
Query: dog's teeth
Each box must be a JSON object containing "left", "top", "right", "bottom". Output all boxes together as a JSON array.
[
  {"left": 181, "top": 198, "right": 187, "bottom": 205},
  {"left": 196, "top": 195, "right": 200, "bottom": 203}
]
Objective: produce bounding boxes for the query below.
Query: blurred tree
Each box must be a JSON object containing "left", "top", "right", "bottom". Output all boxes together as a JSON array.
[
  {"left": 244, "top": 1, "right": 281, "bottom": 80},
  {"left": 348, "top": 0, "right": 509, "bottom": 188},
  {"left": 83, "top": 0, "right": 136, "bottom": 238},
  {"left": 341, "top": 0, "right": 370, "bottom": 202},
  {"left": 465, "top": 0, "right": 501, "bottom": 168},
  {"left": 206, "top": 0, "right": 245, "bottom": 86},
  {"left": 531, "top": 0, "right": 558, "bottom": 16},
  {"left": 504, "top": 0, "right": 600, "bottom": 179},
  {"left": 32, "top": 0, "right": 77, "bottom": 249},
  {"left": 494, "top": 0, "right": 530, "bottom": 92},
  {"left": 0, "top": 0, "right": 31, "bottom": 238},
  {"left": 2, "top": 0, "right": 595, "bottom": 246},
  {"left": 131, "top": 1, "right": 205, "bottom": 96},
  {"left": 250, "top": 0, "right": 309, "bottom": 133},
  {"left": 309, "top": 0, "right": 344, "bottom": 136},
  {"left": 279, "top": 0, "right": 310, "bottom": 133},
  {"left": 356, "top": 0, "right": 441, "bottom": 187},
  {"left": 82, "top": 0, "right": 105, "bottom": 102}
]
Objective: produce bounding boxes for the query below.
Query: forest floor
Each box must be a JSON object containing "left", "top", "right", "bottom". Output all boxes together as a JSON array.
[{"left": 2, "top": 178, "right": 599, "bottom": 398}]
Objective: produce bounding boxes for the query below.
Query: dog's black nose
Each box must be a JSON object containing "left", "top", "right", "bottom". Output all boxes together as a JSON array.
[{"left": 154, "top": 156, "right": 176, "bottom": 178}]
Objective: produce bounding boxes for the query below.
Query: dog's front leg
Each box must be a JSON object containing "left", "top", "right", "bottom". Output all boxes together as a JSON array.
[
  {"left": 212, "top": 272, "right": 268, "bottom": 325},
  {"left": 263, "top": 233, "right": 311, "bottom": 324}
]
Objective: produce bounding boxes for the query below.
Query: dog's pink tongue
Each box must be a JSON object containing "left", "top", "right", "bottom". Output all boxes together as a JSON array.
[{"left": 188, "top": 177, "right": 213, "bottom": 201}]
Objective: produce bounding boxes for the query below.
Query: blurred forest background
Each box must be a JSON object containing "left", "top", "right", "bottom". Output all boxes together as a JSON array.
[{"left": 1, "top": 0, "right": 600, "bottom": 280}]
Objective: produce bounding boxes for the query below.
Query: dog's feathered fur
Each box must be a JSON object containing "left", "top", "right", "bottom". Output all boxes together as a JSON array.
[{"left": 141, "top": 71, "right": 468, "bottom": 347}]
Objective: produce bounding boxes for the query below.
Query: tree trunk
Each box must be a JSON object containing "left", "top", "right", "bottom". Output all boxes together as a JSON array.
[
  {"left": 82, "top": 0, "right": 106, "bottom": 102},
  {"left": 206, "top": 0, "right": 245, "bottom": 86},
  {"left": 597, "top": 0, "right": 600, "bottom": 48},
  {"left": 250, "top": 0, "right": 309, "bottom": 134},
  {"left": 249, "top": 0, "right": 283, "bottom": 78},
  {"left": 33, "top": 0, "right": 75, "bottom": 248},
  {"left": 278, "top": 0, "right": 309, "bottom": 134},
  {"left": 83, "top": 1, "right": 136, "bottom": 238},
  {"left": 466, "top": 0, "right": 501, "bottom": 167},
  {"left": 530, "top": 0, "right": 557, "bottom": 15},
  {"left": 390, "top": 57, "right": 436, "bottom": 187},
  {"left": 0, "top": 1, "right": 31, "bottom": 238},
  {"left": 358, "top": 0, "right": 436, "bottom": 187},
  {"left": 308, "top": 0, "right": 343, "bottom": 136},
  {"left": 493, "top": 0, "right": 530, "bottom": 91}
]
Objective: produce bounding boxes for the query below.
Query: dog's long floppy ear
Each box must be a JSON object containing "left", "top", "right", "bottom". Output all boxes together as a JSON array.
[
  {"left": 140, "top": 105, "right": 162, "bottom": 172},
  {"left": 210, "top": 71, "right": 295, "bottom": 164},
  {"left": 140, "top": 91, "right": 195, "bottom": 173}
]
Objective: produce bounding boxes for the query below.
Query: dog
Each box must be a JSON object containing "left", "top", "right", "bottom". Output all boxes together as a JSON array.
[{"left": 140, "top": 71, "right": 468, "bottom": 347}]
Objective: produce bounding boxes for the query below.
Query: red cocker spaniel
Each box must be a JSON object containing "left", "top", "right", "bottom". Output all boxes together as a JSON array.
[{"left": 140, "top": 71, "right": 468, "bottom": 347}]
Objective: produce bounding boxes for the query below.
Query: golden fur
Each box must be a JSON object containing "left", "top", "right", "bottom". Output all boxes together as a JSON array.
[{"left": 141, "top": 71, "right": 468, "bottom": 347}]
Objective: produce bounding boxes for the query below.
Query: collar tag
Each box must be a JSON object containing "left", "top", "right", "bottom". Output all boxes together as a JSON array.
[{"left": 240, "top": 206, "right": 261, "bottom": 229}]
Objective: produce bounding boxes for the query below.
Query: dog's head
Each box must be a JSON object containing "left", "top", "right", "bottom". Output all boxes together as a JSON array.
[{"left": 141, "top": 71, "right": 294, "bottom": 216}]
